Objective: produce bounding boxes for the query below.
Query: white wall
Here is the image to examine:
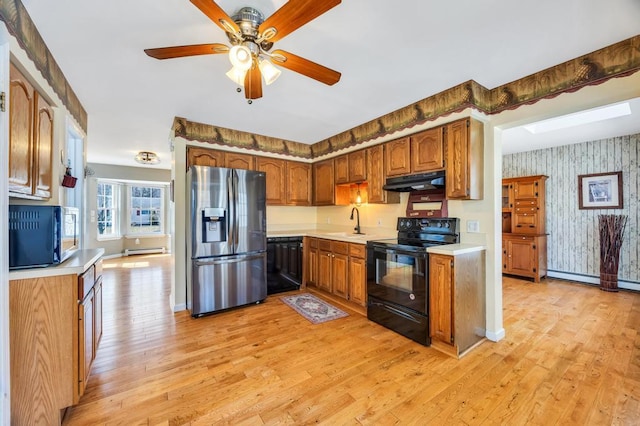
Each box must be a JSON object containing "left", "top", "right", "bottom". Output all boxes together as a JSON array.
[{"left": 0, "top": 26, "right": 11, "bottom": 426}]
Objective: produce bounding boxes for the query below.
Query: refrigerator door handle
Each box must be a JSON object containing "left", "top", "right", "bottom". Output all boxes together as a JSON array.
[
  {"left": 233, "top": 170, "right": 240, "bottom": 253},
  {"left": 194, "top": 253, "right": 264, "bottom": 267},
  {"left": 227, "top": 171, "right": 235, "bottom": 250}
]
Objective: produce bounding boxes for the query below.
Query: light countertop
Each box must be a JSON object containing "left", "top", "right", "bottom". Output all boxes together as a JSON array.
[
  {"left": 267, "top": 229, "right": 395, "bottom": 244},
  {"left": 426, "top": 244, "right": 486, "bottom": 256},
  {"left": 9, "top": 248, "right": 105, "bottom": 280}
]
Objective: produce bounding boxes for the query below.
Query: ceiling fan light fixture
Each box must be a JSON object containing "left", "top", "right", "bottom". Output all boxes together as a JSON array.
[
  {"left": 258, "top": 58, "right": 281, "bottom": 85},
  {"left": 226, "top": 66, "right": 247, "bottom": 86},
  {"left": 229, "top": 45, "right": 252, "bottom": 70}
]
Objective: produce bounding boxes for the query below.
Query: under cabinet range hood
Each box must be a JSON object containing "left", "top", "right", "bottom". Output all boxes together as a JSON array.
[{"left": 382, "top": 170, "right": 446, "bottom": 192}]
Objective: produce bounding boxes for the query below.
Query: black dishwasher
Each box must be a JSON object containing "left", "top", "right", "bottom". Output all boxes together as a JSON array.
[{"left": 266, "top": 237, "right": 303, "bottom": 295}]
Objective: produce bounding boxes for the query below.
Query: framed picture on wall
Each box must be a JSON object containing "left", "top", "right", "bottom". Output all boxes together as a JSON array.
[{"left": 578, "top": 171, "right": 623, "bottom": 209}]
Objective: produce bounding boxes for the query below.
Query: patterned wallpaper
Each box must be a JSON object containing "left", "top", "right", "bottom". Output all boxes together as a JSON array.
[{"left": 503, "top": 134, "right": 639, "bottom": 284}]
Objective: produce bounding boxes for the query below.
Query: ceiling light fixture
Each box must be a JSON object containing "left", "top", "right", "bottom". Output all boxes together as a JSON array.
[
  {"left": 135, "top": 151, "right": 160, "bottom": 165},
  {"left": 524, "top": 102, "right": 631, "bottom": 134},
  {"left": 258, "top": 58, "right": 281, "bottom": 86}
]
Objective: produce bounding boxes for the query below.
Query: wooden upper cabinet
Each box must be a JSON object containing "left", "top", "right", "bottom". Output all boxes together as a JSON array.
[
  {"left": 367, "top": 144, "right": 399, "bottom": 204},
  {"left": 313, "top": 159, "right": 335, "bottom": 206},
  {"left": 286, "top": 161, "right": 312, "bottom": 206},
  {"left": 445, "top": 118, "right": 483, "bottom": 200},
  {"left": 34, "top": 94, "right": 53, "bottom": 199},
  {"left": 348, "top": 149, "right": 367, "bottom": 182},
  {"left": 187, "top": 146, "right": 224, "bottom": 168},
  {"left": 225, "top": 152, "right": 255, "bottom": 170},
  {"left": 384, "top": 137, "right": 411, "bottom": 177},
  {"left": 411, "top": 127, "right": 444, "bottom": 172},
  {"left": 334, "top": 155, "right": 349, "bottom": 184},
  {"left": 256, "top": 157, "right": 286, "bottom": 205},
  {"left": 9, "top": 63, "right": 36, "bottom": 197}
]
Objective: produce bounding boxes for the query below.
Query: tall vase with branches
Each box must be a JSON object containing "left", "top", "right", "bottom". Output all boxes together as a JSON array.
[{"left": 598, "top": 214, "right": 627, "bottom": 292}]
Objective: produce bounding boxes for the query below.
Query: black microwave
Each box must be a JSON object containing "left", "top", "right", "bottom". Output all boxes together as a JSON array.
[{"left": 8, "top": 205, "right": 80, "bottom": 269}]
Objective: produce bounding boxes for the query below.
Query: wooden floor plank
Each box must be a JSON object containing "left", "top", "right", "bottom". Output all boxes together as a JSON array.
[{"left": 61, "top": 256, "right": 640, "bottom": 425}]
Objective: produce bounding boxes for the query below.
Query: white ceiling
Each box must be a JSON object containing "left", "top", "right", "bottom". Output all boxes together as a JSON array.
[{"left": 19, "top": 0, "right": 640, "bottom": 169}]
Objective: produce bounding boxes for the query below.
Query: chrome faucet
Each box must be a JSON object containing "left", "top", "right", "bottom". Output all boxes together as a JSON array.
[{"left": 350, "top": 207, "right": 363, "bottom": 234}]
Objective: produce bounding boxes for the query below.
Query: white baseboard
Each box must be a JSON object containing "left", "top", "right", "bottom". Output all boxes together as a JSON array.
[
  {"left": 485, "top": 328, "right": 505, "bottom": 342},
  {"left": 547, "top": 270, "right": 640, "bottom": 292},
  {"left": 173, "top": 303, "right": 187, "bottom": 312}
]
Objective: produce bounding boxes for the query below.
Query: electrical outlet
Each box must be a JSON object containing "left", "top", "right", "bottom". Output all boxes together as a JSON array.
[{"left": 467, "top": 220, "right": 480, "bottom": 233}]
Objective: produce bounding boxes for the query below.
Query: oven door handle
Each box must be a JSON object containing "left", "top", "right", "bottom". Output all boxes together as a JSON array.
[{"left": 370, "top": 302, "right": 423, "bottom": 324}]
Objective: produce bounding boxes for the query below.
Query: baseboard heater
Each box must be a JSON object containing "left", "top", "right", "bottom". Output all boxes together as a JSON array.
[{"left": 124, "top": 247, "right": 166, "bottom": 256}]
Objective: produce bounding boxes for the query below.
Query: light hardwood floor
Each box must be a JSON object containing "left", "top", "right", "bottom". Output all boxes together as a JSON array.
[{"left": 63, "top": 254, "right": 640, "bottom": 425}]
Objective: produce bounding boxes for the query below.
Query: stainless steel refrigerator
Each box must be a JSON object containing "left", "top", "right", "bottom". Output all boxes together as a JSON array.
[{"left": 187, "top": 165, "right": 267, "bottom": 317}]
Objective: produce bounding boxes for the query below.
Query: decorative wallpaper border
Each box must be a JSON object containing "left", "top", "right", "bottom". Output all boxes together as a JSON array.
[
  {"left": 0, "top": 0, "right": 88, "bottom": 132},
  {"left": 175, "top": 34, "right": 640, "bottom": 159}
]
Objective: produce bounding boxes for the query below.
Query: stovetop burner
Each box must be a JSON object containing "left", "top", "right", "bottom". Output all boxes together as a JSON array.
[{"left": 368, "top": 217, "right": 460, "bottom": 251}]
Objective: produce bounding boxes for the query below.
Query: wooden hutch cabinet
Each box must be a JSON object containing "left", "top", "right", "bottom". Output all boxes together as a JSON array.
[{"left": 502, "top": 175, "right": 548, "bottom": 282}]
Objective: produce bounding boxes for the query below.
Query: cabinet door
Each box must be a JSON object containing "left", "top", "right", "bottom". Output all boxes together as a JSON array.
[
  {"left": 94, "top": 277, "right": 103, "bottom": 350},
  {"left": 187, "top": 147, "right": 224, "bottom": 168},
  {"left": 256, "top": 157, "right": 286, "bottom": 205},
  {"left": 446, "top": 118, "right": 483, "bottom": 200},
  {"left": 318, "top": 249, "right": 333, "bottom": 292},
  {"left": 313, "top": 159, "right": 335, "bottom": 205},
  {"left": 348, "top": 256, "right": 366, "bottom": 306},
  {"left": 502, "top": 182, "right": 513, "bottom": 212},
  {"left": 78, "top": 289, "right": 94, "bottom": 397},
  {"left": 9, "top": 64, "right": 35, "bottom": 196},
  {"left": 384, "top": 137, "right": 411, "bottom": 177},
  {"left": 411, "top": 127, "right": 444, "bottom": 172},
  {"left": 348, "top": 150, "right": 367, "bottom": 182},
  {"left": 307, "top": 245, "right": 318, "bottom": 287},
  {"left": 225, "top": 152, "right": 255, "bottom": 170},
  {"left": 367, "top": 144, "right": 399, "bottom": 204},
  {"left": 332, "top": 252, "right": 349, "bottom": 299},
  {"left": 429, "top": 254, "right": 454, "bottom": 345},
  {"left": 286, "top": 161, "right": 312, "bottom": 206},
  {"left": 334, "top": 155, "right": 349, "bottom": 184},
  {"left": 505, "top": 237, "right": 536, "bottom": 276},
  {"left": 445, "top": 119, "right": 469, "bottom": 199},
  {"left": 514, "top": 180, "right": 540, "bottom": 200},
  {"left": 34, "top": 94, "right": 53, "bottom": 199}
]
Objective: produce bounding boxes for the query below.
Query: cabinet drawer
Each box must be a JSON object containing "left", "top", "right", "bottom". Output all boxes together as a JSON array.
[
  {"left": 318, "top": 239, "right": 332, "bottom": 251},
  {"left": 505, "top": 235, "right": 535, "bottom": 243},
  {"left": 515, "top": 206, "right": 537, "bottom": 213},
  {"left": 309, "top": 237, "right": 318, "bottom": 249},
  {"left": 349, "top": 243, "right": 366, "bottom": 258},
  {"left": 332, "top": 241, "right": 349, "bottom": 255},
  {"left": 515, "top": 199, "right": 537, "bottom": 208},
  {"left": 513, "top": 213, "right": 539, "bottom": 233},
  {"left": 78, "top": 265, "right": 95, "bottom": 299}
]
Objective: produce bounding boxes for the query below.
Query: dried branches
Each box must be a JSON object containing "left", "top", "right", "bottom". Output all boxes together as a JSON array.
[{"left": 598, "top": 214, "right": 627, "bottom": 291}]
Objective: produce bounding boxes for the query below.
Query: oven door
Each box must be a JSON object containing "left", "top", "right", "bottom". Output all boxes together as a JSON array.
[{"left": 366, "top": 243, "right": 428, "bottom": 314}]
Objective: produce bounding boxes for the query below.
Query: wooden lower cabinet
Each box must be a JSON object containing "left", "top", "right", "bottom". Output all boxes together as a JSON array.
[
  {"left": 9, "top": 256, "right": 103, "bottom": 424},
  {"left": 348, "top": 244, "right": 367, "bottom": 307},
  {"left": 305, "top": 238, "right": 367, "bottom": 308},
  {"left": 502, "top": 234, "right": 547, "bottom": 282},
  {"left": 428, "top": 249, "right": 486, "bottom": 358}
]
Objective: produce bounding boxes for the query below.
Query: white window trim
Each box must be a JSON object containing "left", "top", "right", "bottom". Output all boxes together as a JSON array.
[
  {"left": 96, "top": 180, "right": 121, "bottom": 241},
  {"left": 125, "top": 184, "right": 166, "bottom": 237}
]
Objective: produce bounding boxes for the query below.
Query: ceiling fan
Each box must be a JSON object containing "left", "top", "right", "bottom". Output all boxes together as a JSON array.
[{"left": 144, "top": 0, "right": 342, "bottom": 102}]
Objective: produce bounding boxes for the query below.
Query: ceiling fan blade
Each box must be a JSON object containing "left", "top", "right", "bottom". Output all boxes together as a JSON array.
[
  {"left": 244, "top": 64, "right": 263, "bottom": 100},
  {"left": 190, "top": 0, "right": 240, "bottom": 34},
  {"left": 260, "top": 0, "right": 341, "bottom": 43},
  {"left": 271, "top": 49, "right": 341, "bottom": 86},
  {"left": 144, "top": 43, "right": 229, "bottom": 59}
]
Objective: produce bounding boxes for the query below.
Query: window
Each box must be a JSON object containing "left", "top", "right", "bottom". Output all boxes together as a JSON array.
[
  {"left": 128, "top": 185, "right": 164, "bottom": 235},
  {"left": 96, "top": 181, "right": 119, "bottom": 238}
]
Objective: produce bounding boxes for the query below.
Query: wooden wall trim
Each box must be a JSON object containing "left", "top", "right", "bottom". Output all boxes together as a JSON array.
[{"left": 175, "top": 34, "right": 640, "bottom": 159}]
